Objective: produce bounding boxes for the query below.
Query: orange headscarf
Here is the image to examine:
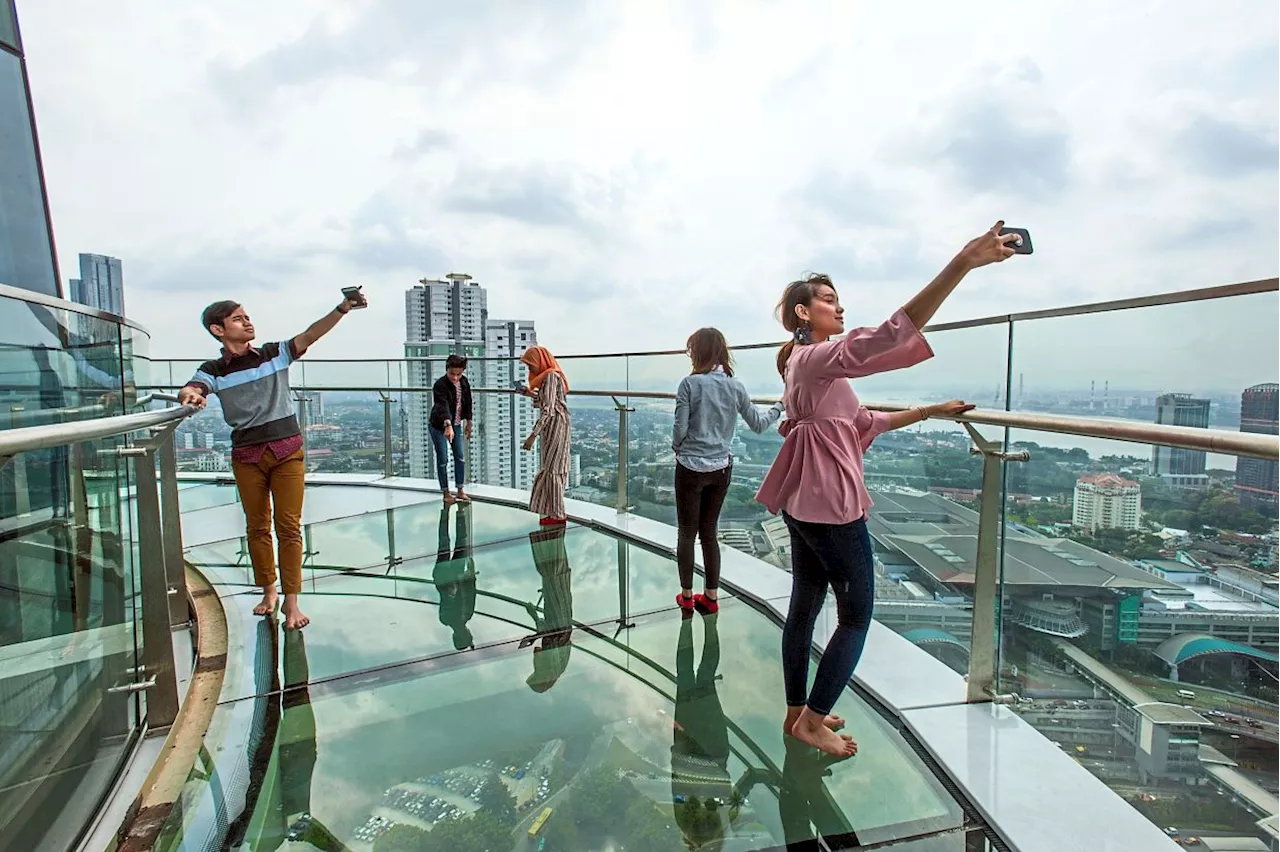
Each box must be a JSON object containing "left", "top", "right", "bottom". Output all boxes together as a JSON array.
[{"left": 521, "top": 346, "right": 569, "bottom": 393}]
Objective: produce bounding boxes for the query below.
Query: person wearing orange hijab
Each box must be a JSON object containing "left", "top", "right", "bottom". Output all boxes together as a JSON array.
[{"left": 519, "top": 346, "right": 572, "bottom": 524}]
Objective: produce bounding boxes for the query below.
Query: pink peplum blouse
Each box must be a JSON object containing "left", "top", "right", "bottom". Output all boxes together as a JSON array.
[{"left": 755, "top": 308, "right": 934, "bottom": 525}]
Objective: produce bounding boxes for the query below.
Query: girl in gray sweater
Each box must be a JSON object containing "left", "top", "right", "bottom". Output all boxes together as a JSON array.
[{"left": 672, "top": 328, "right": 784, "bottom": 613}]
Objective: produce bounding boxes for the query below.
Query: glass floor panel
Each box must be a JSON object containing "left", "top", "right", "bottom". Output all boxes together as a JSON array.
[
  {"left": 159, "top": 604, "right": 976, "bottom": 849},
  {"left": 176, "top": 481, "right": 243, "bottom": 513},
  {"left": 185, "top": 499, "right": 588, "bottom": 587},
  {"left": 200, "top": 519, "right": 741, "bottom": 702}
]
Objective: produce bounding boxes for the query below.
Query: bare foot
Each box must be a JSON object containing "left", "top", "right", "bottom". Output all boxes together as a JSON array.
[
  {"left": 783, "top": 706, "right": 847, "bottom": 735},
  {"left": 789, "top": 707, "right": 857, "bottom": 758},
  {"left": 443, "top": 492, "right": 457, "bottom": 505},
  {"left": 253, "top": 589, "right": 279, "bottom": 617},
  {"left": 281, "top": 595, "right": 310, "bottom": 631},
  {"left": 456, "top": 489, "right": 469, "bottom": 502}
]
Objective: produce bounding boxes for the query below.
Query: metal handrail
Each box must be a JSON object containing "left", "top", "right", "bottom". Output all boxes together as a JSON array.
[
  {"left": 0, "top": 404, "right": 194, "bottom": 456},
  {"left": 544, "top": 389, "right": 1280, "bottom": 460},
  {"left": 139, "top": 277, "right": 1279, "bottom": 362},
  {"left": 146, "top": 382, "right": 1278, "bottom": 460}
]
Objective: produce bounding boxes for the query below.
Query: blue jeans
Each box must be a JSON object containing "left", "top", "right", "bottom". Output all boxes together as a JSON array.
[
  {"left": 781, "top": 514, "right": 876, "bottom": 716},
  {"left": 429, "top": 424, "right": 466, "bottom": 491}
]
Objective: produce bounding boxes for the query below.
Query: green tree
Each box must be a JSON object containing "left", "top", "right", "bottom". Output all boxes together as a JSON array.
[
  {"left": 422, "top": 811, "right": 512, "bottom": 851},
  {"left": 627, "top": 797, "right": 685, "bottom": 852},
  {"left": 728, "top": 790, "right": 746, "bottom": 823},
  {"left": 474, "top": 771, "right": 517, "bottom": 826},
  {"left": 374, "top": 824, "right": 431, "bottom": 852}
]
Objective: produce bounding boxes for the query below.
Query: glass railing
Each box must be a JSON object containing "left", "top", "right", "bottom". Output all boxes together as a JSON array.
[
  {"left": 144, "top": 277, "right": 1280, "bottom": 841},
  {"left": 0, "top": 285, "right": 192, "bottom": 852}
]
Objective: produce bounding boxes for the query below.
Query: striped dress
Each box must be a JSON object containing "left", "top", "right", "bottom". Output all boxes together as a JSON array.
[{"left": 528, "top": 371, "right": 571, "bottom": 519}]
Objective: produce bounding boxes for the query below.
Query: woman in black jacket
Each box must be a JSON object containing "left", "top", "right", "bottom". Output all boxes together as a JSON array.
[{"left": 429, "top": 354, "right": 474, "bottom": 503}]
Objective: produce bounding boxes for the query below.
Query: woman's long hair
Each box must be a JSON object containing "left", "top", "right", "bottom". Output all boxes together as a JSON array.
[
  {"left": 775, "top": 273, "right": 836, "bottom": 376},
  {"left": 686, "top": 327, "right": 734, "bottom": 377}
]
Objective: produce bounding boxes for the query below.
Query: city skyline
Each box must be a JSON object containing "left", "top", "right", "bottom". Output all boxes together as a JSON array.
[
  {"left": 15, "top": 2, "right": 1277, "bottom": 363},
  {"left": 2, "top": 4, "right": 1276, "bottom": 849}
]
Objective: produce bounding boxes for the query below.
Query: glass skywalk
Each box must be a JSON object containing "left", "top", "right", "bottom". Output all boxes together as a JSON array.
[{"left": 153, "top": 484, "right": 989, "bottom": 851}]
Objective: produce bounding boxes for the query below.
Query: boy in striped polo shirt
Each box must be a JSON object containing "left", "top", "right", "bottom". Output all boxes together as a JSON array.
[{"left": 178, "top": 292, "right": 367, "bottom": 629}]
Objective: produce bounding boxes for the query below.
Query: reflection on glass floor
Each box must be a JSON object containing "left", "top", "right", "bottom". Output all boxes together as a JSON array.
[{"left": 166, "top": 496, "right": 988, "bottom": 851}]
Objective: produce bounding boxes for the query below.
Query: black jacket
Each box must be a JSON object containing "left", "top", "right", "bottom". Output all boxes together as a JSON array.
[{"left": 430, "top": 374, "right": 473, "bottom": 430}]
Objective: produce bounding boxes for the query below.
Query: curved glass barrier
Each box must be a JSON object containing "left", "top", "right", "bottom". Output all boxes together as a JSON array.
[{"left": 0, "top": 427, "right": 146, "bottom": 852}]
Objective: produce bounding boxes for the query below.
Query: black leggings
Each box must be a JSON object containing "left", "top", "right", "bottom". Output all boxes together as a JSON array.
[{"left": 674, "top": 462, "right": 731, "bottom": 591}]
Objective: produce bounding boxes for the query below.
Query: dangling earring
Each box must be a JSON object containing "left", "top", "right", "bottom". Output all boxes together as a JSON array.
[{"left": 794, "top": 322, "right": 813, "bottom": 345}]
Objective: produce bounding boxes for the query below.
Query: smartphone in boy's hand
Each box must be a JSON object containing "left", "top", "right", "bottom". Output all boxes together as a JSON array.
[{"left": 341, "top": 285, "right": 369, "bottom": 309}]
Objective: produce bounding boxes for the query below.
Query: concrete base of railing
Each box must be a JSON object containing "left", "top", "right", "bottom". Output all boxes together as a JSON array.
[{"left": 113, "top": 566, "right": 227, "bottom": 851}]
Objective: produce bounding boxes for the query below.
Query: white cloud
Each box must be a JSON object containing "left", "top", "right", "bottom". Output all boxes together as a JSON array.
[{"left": 18, "top": 0, "right": 1278, "bottom": 392}]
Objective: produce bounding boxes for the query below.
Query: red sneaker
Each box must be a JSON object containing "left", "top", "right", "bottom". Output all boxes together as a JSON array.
[
  {"left": 676, "top": 593, "right": 696, "bottom": 612},
  {"left": 693, "top": 594, "right": 719, "bottom": 615}
]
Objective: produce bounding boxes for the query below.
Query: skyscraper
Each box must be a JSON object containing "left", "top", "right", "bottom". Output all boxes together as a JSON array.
[
  {"left": 404, "top": 274, "right": 542, "bottom": 490},
  {"left": 405, "top": 274, "right": 487, "bottom": 480},
  {"left": 68, "top": 253, "right": 125, "bottom": 315},
  {"left": 0, "top": 1, "right": 60, "bottom": 296},
  {"left": 1151, "top": 393, "right": 1211, "bottom": 489},
  {"left": 1235, "top": 383, "right": 1279, "bottom": 513},
  {"left": 482, "top": 318, "right": 540, "bottom": 489}
]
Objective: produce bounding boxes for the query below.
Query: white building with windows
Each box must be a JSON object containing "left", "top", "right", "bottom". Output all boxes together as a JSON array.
[
  {"left": 481, "top": 319, "right": 539, "bottom": 490},
  {"left": 1072, "top": 473, "right": 1142, "bottom": 532},
  {"left": 403, "top": 276, "right": 538, "bottom": 489},
  {"left": 405, "top": 275, "right": 487, "bottom": 480}
]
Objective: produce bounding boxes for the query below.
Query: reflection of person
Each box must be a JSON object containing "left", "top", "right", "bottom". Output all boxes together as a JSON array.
[
  {"left": 777, "top": 737, "right": 858, "bottom": 848},
  {"left": 523, "top": 526, "right": 574, "bottom": 692},
  {"left": 670, "top": 611, "right": 731, "bottom": 851},
  {"left": 276, "top": 629, "right": 318, "bottom": 845},
  {"left": 672, "top": 328, "right": 783, "bottom": 615},
  {"left": 432, "top": 503, "right": 476, "bottom": 651},
  {"left": 429, "top": 354, "right": 473, "bottom": 503},
  {"left": 178, "top": 292, "right": 368, "bottom": 630},
  {"left": 756, "top": 223, "right": 1018, "bottom": 757},
  {"left": 519, "top": 346, "right": 571, "bottom": 525},
  {"left": 242, "top": 625, "right": 345, "bottom": 849}
]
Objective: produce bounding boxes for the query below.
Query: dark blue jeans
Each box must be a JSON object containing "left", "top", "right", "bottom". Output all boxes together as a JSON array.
[
  {"left": 429, "top": 424, "right": 466, "bottom": 491},
  {"left": 781, "top": 513, "right": 876, "bottom": 716}
]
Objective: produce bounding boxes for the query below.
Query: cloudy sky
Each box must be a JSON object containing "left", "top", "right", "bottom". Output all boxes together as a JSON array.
[{"left": 19, "top": 0, "right": 1279, "bottom": 388}]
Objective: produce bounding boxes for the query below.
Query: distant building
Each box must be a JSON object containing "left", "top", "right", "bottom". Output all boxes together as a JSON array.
[
  {"left": 1235, "top": 383, "right": 1279, "bottom": 513},
  {"left": 403, "top": 275, "right": 540, "bottom": 489},
  {"left": 176, "top": 448, "right": 229, "bottom": 473},
  {"left": 404, "top": 274, "right": 487, "bottom": 481},
  {"left": 1151, "top": 393, "right": 1211, "bottom": 488},
  {"left": 1073, "top": 473, "right": 1142, "bottom": 532},
  {"left": 68, "top": 253, "right": 125, "bottom": 316},
  {"left": 481, "top": 318, "right": 540, "bottom": 490}
]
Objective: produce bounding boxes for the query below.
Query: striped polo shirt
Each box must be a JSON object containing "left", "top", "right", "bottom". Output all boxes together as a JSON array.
[{"left": 186, "top": 341, "right": 301, "bottom": 447}]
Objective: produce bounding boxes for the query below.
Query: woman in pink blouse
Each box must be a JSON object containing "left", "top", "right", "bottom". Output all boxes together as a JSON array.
[{"left": 757, "top": 221, "right": 1021, "bottom": 757}]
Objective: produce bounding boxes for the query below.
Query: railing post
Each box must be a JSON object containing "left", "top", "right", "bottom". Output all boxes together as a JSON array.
[
  {"left": 9, "top": 405, "right": 30, "bottom": 516},
  {"left": 615, "top": 537, "right": 634, "bottom": 633},
  {"left": 125, "top": 443, "right": 181, "bottom": 730},
  {"left": 380, "top": 392, "right": 394, "bottom": 479},
  {"left": 963, "top": 423, "right": 1029, "bottom": 703},
  {"left": 155, "top": 425, "right": 188, "bottom": 627},
  {"left": 612, "top": 396, "right": 634, "bottom": 513}
]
